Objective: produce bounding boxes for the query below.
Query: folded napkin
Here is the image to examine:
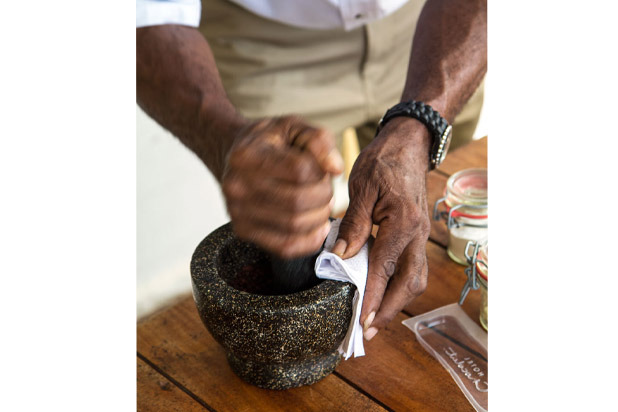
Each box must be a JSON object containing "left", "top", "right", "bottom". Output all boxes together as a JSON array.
[{"left": 314, "top": 218, "right": 371, "bottom": 359}]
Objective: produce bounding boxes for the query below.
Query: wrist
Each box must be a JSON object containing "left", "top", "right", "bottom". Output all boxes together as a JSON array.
[
  {"left": 196, "top": 102, "right": 250, "bottom": 182},
  {"left": 377, "top": 99, "right": 453, "bottom": 170},
  {"left": 376, "top": 117, "right": 432, "bottom": 171}
]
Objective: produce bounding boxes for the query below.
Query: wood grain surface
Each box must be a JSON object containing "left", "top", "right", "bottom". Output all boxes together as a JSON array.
[
  {"left": 137, "top": 297, "right": 386, "bottom": 412},
  {"left": 137, "top": 357, "right": 208, "bottom": 412},
  {"left": 335, "top": 312, "right": 475, "bottom": 412}
]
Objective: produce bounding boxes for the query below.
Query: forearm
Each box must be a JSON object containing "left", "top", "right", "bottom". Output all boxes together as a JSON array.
[
  {"left": 402, "top": 0, "right": 487, "bottom": 122},
  {"left": 136, "top": 25, "right": 246, "bottom": 182}
]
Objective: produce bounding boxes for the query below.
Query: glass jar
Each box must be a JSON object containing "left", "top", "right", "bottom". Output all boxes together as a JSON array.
[
  {"left": 476, "top": 244, "right": 488, "bottom": 331},
  {"left": 433, "top": 168, "right": 488, "bottom": 265},
  {"left": 459, "top": 241, "right": 488, "bottom": 331}
]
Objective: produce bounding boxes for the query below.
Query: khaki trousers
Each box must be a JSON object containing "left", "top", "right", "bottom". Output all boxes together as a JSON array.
[{"left": 199, "top": 0, "right": 483, "bottom": 152}]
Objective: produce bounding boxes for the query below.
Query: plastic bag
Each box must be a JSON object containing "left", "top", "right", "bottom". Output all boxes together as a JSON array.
[{"left": 402, "top": 303, "right": 488, "bottom": 412}]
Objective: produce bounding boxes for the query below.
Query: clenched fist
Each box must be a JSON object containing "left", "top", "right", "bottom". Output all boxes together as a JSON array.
[{"left": 222, "top": 116, "right": 343, "bottom": 258}]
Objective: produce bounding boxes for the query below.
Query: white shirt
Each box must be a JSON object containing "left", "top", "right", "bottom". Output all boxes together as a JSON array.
[{"left": 136, "top": 0, "right": 410, "bottom": 31}]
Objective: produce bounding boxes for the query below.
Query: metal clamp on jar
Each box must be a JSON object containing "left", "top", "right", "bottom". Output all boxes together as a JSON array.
[
  {"left": 433, "top": 168, "right": 488, "bottom": 265},
  {"left": 459, "top": 240, "right": 488, "bottom": 331}
]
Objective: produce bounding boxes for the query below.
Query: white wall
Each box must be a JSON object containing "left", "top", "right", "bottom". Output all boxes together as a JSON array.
[
  {"left": 136, "top": 106, "right": 228, "bottom": 318},
  {"left": 474, "top": 81, "right": 488, "bottom": 140}
]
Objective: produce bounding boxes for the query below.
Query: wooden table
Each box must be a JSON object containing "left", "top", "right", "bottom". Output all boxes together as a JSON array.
[{"left": 137, "top": 137, "right": 488, "bottom": 412}]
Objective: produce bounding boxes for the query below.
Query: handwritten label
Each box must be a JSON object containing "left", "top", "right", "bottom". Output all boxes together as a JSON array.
[{"left": 444, "top": 346, "right": 488, "bottom": 392}]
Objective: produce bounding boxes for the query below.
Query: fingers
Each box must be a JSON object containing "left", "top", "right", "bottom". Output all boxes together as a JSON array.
[
  {"left": 359, "top": 218, "right": 412, "bottom": 332},
  {"left": 222, "top": 115, "right": 339, "bottom": 258},
  {"left": 223, "top": 158, "right": 334, "bottom": 258},
  {"left": 227, "top": 187, "right": 334, "bottom": 234},
  {"left": 235, "top": 116, "right": 342, "bottom": 179},
  {"left": 290, "top": 124, "right": 344, "bottom": 176},
  {"left": 364, "top": 239, "right": 428, "bottom": 339},
  {"left": 228, "top": 140, "right": 326, "bottom": 184},
  {"left": 224, "top": 173, "right": 333, "bottom": 214},
  {"left": 232, "top": 218, "right": 332, "bottom": 259}
]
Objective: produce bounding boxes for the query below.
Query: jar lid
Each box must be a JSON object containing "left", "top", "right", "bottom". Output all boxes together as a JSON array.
[
  {"left": 445, "top": 168, "right": 488, "bottom": 217},
  {"left": 475, "top": 243, "right": 488, "bottom": 281}
]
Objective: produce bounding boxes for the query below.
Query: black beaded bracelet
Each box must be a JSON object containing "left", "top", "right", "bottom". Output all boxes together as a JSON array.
[{"left": 375, "top": 100, "right": 453, "bottom": 170}]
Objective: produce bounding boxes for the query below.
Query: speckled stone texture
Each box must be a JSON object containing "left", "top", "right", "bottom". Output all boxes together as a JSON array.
[{"left": 191, "top": 223, "right": 356, "bottom": 390}]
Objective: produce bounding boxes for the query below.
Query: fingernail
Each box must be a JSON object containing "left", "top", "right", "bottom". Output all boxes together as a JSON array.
[
  {"left": 326, "top": 149, "right": 344, "bottom": 172},
  {"left": 332, "top": 239, "right": 347, "bottom": 257},
  {"left": 364, "top": 327, "right": 378, "bottom": 341},
  {"left": 363, "top": 311, "right": 376, "bottom": 332}
]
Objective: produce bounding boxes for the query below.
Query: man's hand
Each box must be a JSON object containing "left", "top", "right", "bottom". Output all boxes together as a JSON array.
[
  {"left": 222, "top": 116, "right": 343, "bottom": 258},
  {"left": 331, "top": 0, "right": 486, "bottom": 342},
  {"left": 332, "top": 118, "right": 431, "bottom": 340}
]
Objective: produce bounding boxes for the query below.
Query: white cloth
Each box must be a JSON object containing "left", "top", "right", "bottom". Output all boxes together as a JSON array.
[
  {"left": 136, "top": 0, "right": 410, "bottom": 31},
  {"left": 314, "top": 219, "right": 371, "bottom": 360}
]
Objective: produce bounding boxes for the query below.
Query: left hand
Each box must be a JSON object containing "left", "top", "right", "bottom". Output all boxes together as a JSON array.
[{"left": 332, "top": 117, "right": 432, "bottom": 341}]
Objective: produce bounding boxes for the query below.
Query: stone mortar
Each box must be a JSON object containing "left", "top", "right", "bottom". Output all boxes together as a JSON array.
[{"left": 191, "top": 222, "right": 356, "bottom": 390}]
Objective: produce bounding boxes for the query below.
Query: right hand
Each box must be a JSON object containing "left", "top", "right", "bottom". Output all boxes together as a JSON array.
[{"left": 222, "top": 116, "right": 343, "bottom": 258}]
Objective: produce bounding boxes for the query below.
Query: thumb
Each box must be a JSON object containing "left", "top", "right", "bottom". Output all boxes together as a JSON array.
[
  {"left": 291, "top": 125, "right": 344, "bottom": 176},
  {"left": 332, "top": 189, "right": 375, "bottom": 259}
]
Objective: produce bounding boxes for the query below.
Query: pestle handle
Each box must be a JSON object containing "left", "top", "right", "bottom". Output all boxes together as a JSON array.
[
  {"left": 267, "top": 218, "right": 332, "bottom": 294},
  {"left": 269, "top": 251, "right": 321, "bottom": 294}
]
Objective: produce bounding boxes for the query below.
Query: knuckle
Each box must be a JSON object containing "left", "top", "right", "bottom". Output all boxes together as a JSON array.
[
  {"left": 405, "top": 275, "right": 427, "bottom": 298},
  {"left": 406, "top": 204, "right": 430, "bottom": 226},
  {"left": 222, "top": 177, "right": 245, "bottom": 200},
  {"left": 228, "top": 147, "right": 246, "bottom": 169},
  {"left": 408, "top": 207, "right": 421, "bottom": 221},
  {"left": 373, "top": 258, "right": 396, "bottom": 282},
  {"left": 403, "top": 204, "right": 422, "bottom": 222},
  {"left": 381, "top": 259, "right": 397, "bottom": 279}
]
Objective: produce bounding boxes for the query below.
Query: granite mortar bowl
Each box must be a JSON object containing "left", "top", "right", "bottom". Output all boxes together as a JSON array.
[{"left": 190, "top": 222, "right": 356, "bottom": 390}]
